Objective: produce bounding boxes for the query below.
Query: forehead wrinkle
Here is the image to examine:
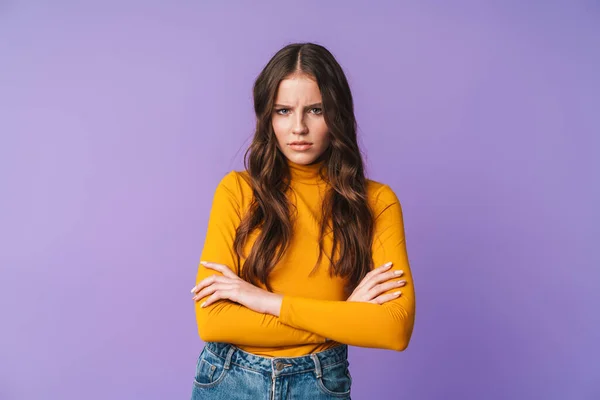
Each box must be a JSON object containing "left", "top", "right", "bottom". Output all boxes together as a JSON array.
[{"left": 275, "top": 78, "right": 322, "bottom": 106}]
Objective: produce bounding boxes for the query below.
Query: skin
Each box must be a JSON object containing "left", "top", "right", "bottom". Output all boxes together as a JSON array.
[
  {"left": 272, "top": 72, "right": 330, "bottom": 165},
  {"left": 191, "top": 73, "right": 407, "bottom": 315}
]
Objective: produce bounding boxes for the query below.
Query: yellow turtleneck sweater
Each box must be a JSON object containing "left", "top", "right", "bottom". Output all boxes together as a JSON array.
[{"left": 194, "top": 160, "right": 415, "bottom": 357}]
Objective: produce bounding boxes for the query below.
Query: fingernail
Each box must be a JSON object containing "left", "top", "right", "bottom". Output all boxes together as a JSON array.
[
  {"left": 385, "top": 262, "right": 393, "bottom": 267},
  {"left": 397, "top": 280, "right": 405, "bottom": 285},
  {"left": 200, "top": 261, "right": 207, "bottom": 265},
  {"left": 394, "top": 291, "right": 401, "bottom": 296},
  {"left": 201, "top": 301, "right": 206, "bottom": 308},
  {"left": 394, "top": 270, "right": 403, "bottom": 275},
  {"left": 190, "top": 286, "right": 196, "bottom": 293}
]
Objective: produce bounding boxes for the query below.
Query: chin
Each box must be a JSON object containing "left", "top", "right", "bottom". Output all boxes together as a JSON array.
[{"left": 287, "top": 152, "right": 318, "bottom": 165}]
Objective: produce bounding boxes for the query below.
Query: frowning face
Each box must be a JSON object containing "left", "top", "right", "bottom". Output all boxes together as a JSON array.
[{"left": 272, "top": 73, "right": 330, "bottom": 165}]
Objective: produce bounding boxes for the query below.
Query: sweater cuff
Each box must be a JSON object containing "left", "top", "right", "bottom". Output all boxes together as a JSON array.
[{"left": 279, "top": 295, "right": 294, "bottom": 325}]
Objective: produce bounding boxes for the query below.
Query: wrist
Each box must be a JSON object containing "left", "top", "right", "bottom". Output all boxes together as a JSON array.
[{"left": 264, "top": 292, "right": 283, "bottom": 317}]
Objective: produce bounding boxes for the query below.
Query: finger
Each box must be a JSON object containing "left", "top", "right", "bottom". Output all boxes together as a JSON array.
[
  {"left": 201, "top": 290, "right": 232, "bottom": 308},
  {"left": 191, "top": 274, "right": 226, "bottom": 294},
  {"left": 193, "top": 284, "right": 219, "bottom": 301},
  {"left": 369, "top": 280, "right": 406, "bottom": 298},
  {"left": 369, "top": 269, "right": 405, "bottom": 287},
  {"left": 369, "top": 290, "right": 402, "bottom": 305},
  {"left": 359, "top": 262, "right": 395, "bottom": 291},
  {"left": 193, "top": 283, "right": 236, "bottom": 301},
  {"left": 359, "top": 262, "right": 393, "bottom": 288},
  {"left": 200, "top": 261, "right": 237, "bottom": 278},
  {"left": 371, "top": 261, "right": 393, "bottom": 276},
  {"left": 191, "top": 275, "right": 231, "bottom": 294}
]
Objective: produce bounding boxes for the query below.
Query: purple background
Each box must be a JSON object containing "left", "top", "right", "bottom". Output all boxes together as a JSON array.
[{"left": 1, "top": 1, "right": 598, "bottom": 399}]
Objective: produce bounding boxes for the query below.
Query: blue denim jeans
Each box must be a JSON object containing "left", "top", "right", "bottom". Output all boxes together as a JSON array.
[{"left": 191, "top": 342, "right": 352, "bottom": 399}]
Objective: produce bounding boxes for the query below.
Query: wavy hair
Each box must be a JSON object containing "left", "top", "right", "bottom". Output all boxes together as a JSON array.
[{"left": 233, "top": 43, "right": 374, "bottom": 295}]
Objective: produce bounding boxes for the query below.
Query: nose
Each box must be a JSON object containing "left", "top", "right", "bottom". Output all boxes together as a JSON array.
[{"left": 291, "top": 113, "right": 308, "bottom": 135}]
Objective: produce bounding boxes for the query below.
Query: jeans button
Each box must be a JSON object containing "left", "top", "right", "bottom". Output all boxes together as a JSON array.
[{"left": 275, "top": 362, "right": 284, "bottom": 371}]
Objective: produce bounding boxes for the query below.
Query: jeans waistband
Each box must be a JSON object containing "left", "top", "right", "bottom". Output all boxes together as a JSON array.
[{"left": 204, "top": 342, "right": 348, "bottom": 377}]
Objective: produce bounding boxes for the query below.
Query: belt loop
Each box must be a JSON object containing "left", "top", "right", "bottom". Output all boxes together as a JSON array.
[
  {"left": 223, "top": 346, "right": 235, "bottom": 370},
  {"left": 311, "top": 354, "right": 322, "bottom": 379}
]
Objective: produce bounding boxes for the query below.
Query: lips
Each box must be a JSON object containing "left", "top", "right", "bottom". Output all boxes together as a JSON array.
[
  {"left": 289, "top": 141, "right": 312, "bottom": 145},
  {"left": 288, "top": 142, "right": 313, "bottom": 151}
]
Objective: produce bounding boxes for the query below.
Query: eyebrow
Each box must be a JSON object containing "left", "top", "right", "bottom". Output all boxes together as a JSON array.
[{"left": 274, "top": 103, "right": 323, "bottom": 109}]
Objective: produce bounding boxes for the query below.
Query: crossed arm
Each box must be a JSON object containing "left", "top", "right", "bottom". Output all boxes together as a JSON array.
[{"left": 193, "top": 172, "right": 415, "bottom": 351}]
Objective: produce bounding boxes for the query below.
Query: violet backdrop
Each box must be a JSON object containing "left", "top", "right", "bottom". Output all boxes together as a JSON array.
[{"left": 1, "top": 1, "right": 599, "bottom": 399}]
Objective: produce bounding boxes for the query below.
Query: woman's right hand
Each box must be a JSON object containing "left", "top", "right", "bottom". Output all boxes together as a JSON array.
[{"left": 346, "top": 262, "right": 406, "bottom": 304}]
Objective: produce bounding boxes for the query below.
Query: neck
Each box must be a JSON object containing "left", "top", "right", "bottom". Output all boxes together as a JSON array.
[{"left": 287, "top": 158, "right": 326, "bottom": 184}]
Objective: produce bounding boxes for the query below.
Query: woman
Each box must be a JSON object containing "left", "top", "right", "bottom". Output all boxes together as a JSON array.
[{"left": 190, "top": 42, "right": 415, "bottom": 399}]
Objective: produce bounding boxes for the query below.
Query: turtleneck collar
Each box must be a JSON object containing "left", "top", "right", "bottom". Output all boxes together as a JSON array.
[{"left": 287, "top": 158, "right": 326, "bottom": 184}]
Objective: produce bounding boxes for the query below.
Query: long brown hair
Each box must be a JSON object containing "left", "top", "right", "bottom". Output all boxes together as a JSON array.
[{"left": 233, "top": 43, "right": 374, "bottom": 295}]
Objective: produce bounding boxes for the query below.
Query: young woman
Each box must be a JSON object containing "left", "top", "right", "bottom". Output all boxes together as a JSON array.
[{"left": 190, "top": 42, "right": 415, "bottom": 399}]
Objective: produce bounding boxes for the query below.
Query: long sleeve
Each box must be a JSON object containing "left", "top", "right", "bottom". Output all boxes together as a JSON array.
[
  {"left": 194, "top": 171, "right": 327, "bottom": 347},
  {"left": 278, "top": 185, "right": 416, "bottom": 351}
]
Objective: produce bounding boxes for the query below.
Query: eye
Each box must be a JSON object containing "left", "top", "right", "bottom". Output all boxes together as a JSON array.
[
  {"left": 275, "top": 108, "right": 290, "bottom": 115},
  {"left": 310, "top": 107, "right": 323, "bottom": 115}
]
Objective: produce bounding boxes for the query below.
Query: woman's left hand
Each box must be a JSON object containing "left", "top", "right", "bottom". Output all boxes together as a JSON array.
[{"left": 191, "top": 261, "right": 283, "bottom": 317}]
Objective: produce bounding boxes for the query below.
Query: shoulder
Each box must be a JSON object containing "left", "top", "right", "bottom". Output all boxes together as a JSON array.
[
  {"left": 215, "top": 169, "right": 251, "bottom": 189},
  {"left": 213, "top": 170, "right": 253, "bottom": 204},
  {"left": 365, "top": 178, "right": 402, "bottom": 217},
  {"left": 365, "top": 178, "right": 400, "bottom": 204}
]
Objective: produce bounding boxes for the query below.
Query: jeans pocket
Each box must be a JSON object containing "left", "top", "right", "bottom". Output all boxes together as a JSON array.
[
  {"left": 316, "top": 360, "right": 352, "bottom": 397},
  {"left": 193, "top": 348, "right": 229, "bottom": 389}
]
